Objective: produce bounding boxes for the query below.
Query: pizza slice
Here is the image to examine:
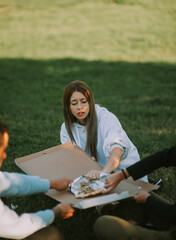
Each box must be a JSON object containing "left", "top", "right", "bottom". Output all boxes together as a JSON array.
[{"left": 76, "top": 181, "right": 104, "bottom": 199}]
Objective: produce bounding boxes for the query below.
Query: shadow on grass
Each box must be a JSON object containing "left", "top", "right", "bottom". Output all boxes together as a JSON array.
[
  {"left": 1, "top": 58, "right": 175, "bottom": 117},
  {"left": 0, "top": 58, "right": 176, "bottom": 240}
]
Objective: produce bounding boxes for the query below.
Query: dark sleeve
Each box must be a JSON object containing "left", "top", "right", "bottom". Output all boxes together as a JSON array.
[
  {"left": 126, "top": 146, "right": 176, "bottom": 180},
  {"left": 146, "top": 195, "right": 176, "bottom": 225}
]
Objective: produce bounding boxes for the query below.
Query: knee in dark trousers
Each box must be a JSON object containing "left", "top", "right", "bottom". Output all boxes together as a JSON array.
[{"left": 23, "top": 226, "right": 63, "bottom": 240}]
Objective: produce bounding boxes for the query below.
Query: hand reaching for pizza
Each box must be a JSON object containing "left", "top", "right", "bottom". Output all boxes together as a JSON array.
[
  {"left": 103, "top": 171, "right": 123, "bottom": 194},
  {"left": 50, "top": 177, "right": 73, "bottom": 191},
  {"left": 85, "top": 170, "right": 102, "bottom": 180}
]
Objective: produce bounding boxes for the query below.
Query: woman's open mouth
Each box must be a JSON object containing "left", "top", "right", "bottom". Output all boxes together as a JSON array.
[{"left": 77, "top": 112, "right": 84, "bottom": 117}]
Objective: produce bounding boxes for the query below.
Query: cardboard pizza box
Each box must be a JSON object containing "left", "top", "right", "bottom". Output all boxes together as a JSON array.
[{"left": 15, "top": 142, "right": 159, "bottom": 209}]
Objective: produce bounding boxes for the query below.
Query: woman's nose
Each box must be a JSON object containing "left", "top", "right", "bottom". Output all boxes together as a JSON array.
[{"left": 77, "top": 101, "right": 82, "bottom": 109}]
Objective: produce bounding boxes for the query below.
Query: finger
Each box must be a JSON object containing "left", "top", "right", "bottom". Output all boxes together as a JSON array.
[
  {"left": 104, "top": 182, "right": 111, "bottom": 188},
  {"left": 105, "top": 178, "right": 111, "bottom": 184},
  {"left": 90, "top": 173, "right": 96, "bottom": 179},
  {"left": 63, "top": 215, "right": 69, "bottom": 219},
  {"left": 85, "top": 172, "right": 92, "bottom": 178},
  {"left": 95, "top": 174, "right": 99, "bottom": 179},
  {"left": 105, "top": 178, "right": 109, "bottom": 184},
  {"left": 64, "top": 210, "right": 74, "bottom": 219},
  {"left": 133, "top": 196, "right": 138, "bottom": 202},
  {"left": 68, "top": 179, "right": 74, "bottom": 183},
  {"left": 85, "top": 175, "right": 93, "bottom": 180},
  {"left": 97, "top": 172, "right": 101, "bottom": 178},
  {"left": 134, "top": 191, "right": 139, "bottom": 196},
  {"left": 102, "top": 187, "right": 113, "bottom": 194}
]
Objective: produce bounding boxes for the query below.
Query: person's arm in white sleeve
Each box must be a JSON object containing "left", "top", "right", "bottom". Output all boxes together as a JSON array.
[
  {"left": 102, "top": 112, "right": 130, "bottom": 162},
  {"left": 86, "top": 110, "right": 128, "bottom": 179},
  {"left": 0, "top": 199, "right": 54, "bottom": 239},
  {"left": 0, "top": 200, "right": 74, "bottom": 239},
  {"left": 60, "top": 123, "right": 71, "bottom": 144},
  {"left": 0, "top": 171, "right": 53, "bottom": 239},
  {"left": 0, "top": 172, "right": 74, "bottom": 239},
  {"left": 101, "top": 111, "right": 129, "bottom": 172}
]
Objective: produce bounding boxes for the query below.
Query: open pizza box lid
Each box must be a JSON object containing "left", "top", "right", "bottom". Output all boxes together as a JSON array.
[{"left": 15, "top": 142, "right": 159, "bottom": 209}]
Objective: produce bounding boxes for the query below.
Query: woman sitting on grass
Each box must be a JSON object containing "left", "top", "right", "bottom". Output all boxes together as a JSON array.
[{"left": 60, "top": 80, "right": 147, "bottom": 181}]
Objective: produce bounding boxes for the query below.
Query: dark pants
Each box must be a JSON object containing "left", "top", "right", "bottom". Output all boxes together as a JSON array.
[
  {"left": 94, "top": 215, "right": 175, "bottom": 240},
  {"left": 23, "top": 227, "right": 63, "bottom": 240},
  {"left": 94, "top": 192, "right": 176, "bottom": 240},
  {"left": 0, "top": 227, "right": 62, "bottom": 240}
]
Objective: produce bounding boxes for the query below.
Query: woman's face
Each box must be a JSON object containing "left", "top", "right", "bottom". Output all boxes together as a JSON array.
[{"left": 70, "top": 91, "right": 90, "bottom": 125}]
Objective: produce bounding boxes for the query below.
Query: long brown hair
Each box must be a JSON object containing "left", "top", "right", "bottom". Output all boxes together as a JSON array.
[{"left": 62, "top": 80, "right": 97, "bottom": 159}]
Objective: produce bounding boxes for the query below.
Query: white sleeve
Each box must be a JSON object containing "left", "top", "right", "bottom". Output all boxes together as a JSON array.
[
  {"left": 99, "top": 110, "right": 131, "bottom": 158},
  {"left": 0, "top": 199, "right": 54, "bottom": 239},
  {"left": 60, "top": 123, "right": 71, "bottom": 144}
]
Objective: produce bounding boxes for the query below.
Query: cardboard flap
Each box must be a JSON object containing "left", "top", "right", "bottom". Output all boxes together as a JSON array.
[
  {"left": 15, "top": 142, "right": 102, "bottom": 180},
  {"left": 74, "top": 191, "right": 130, "bottom": 209}
]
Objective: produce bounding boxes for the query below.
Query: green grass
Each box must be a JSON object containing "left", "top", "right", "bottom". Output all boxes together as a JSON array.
[{"left": 0, "top": 0, "right": 176, "bottom": 239}]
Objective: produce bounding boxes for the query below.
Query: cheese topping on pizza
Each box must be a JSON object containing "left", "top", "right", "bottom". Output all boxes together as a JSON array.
[
  {"left": 76, "top": 181, "right": 104, "bottom": 199},
  {"left": 78, "top": 182, "right": 94, "bottom": 195}
]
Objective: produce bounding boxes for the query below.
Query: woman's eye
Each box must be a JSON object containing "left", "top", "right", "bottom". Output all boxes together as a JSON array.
[{"left": 71, "top": 100, "right": 87, "bottom": 106}]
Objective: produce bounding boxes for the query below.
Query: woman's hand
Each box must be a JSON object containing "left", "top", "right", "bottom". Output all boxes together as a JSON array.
[
  {"left": 50, "top": 177, "right": 73, "bottom": 191},
  {"left": 133, "top": 191, "right": 150, "bottom": 203},
  {"left": 85, "top": 170, "right": 102, "bottom": 180}
]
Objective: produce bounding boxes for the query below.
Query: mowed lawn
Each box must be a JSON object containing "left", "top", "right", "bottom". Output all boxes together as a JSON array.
[{"left": 0, "top": 0, "right": 176, "bottom": 239}]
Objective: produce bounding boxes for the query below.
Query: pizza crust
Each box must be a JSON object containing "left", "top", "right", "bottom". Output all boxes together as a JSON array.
[{"left": 76, "top": 188, "right": 104, "bottom": 199}]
